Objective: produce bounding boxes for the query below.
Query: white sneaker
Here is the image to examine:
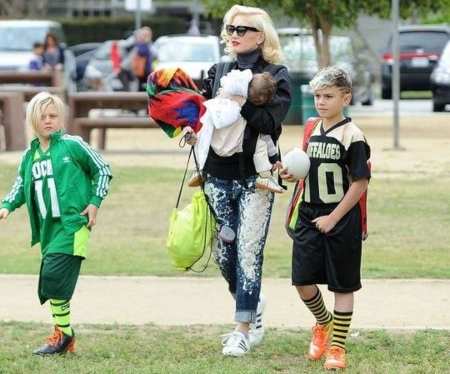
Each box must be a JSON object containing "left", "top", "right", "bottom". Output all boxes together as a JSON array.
[
  {"left": 249, "top": 293, "right": 266, "bottom": 347},
  {"left": 222, "top": 331, "right": 250, "bottom": 357}
]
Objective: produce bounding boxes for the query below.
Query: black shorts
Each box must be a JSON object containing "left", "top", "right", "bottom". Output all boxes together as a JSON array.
[{"left": 292, "top": 202, "right": 362, "bottom": 293}]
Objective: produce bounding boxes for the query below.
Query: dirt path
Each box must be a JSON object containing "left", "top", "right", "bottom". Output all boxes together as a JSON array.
[{"left": 1, "top": 275, "right": 449, "bottom": 330}]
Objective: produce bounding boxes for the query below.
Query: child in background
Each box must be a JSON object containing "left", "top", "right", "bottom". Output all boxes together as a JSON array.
[
  {"left": 29, "top": 42, "right": 44, "bottom": 71},
  {"left": 0, "top": 92, "right": 112, "bottom": 355}
]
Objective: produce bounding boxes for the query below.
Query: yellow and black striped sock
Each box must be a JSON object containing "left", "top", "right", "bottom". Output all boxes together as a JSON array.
[
  {"left": 331, "top": 310, "right": 353, "bottom": 350},
  {"left": 302, "top": 289, "right": 333, "bottom": 326},
  {"left": 50, "top": 299, "right": 73, "bottom": 336}
]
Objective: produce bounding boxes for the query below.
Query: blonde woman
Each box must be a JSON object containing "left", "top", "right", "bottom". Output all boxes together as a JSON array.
[
  {"left": 0, "top": 92, "right": 112, "bottom": 355},
  {"left": 191, "top": 5, "right": 291, "bottom": 356}
]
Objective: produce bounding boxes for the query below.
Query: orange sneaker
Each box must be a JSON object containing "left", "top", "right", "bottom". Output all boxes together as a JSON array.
[
  {"left": 324, "top": 346, "right": 346, "bottom": 370},
  {"left": 307, "top": 321, "right": 333, "bottom": 360}
]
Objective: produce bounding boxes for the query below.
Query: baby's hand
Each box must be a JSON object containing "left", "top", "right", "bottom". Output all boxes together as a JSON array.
[
  {"left": 272, "top": 161, "right": 283, "bottom": 171},
  {"left": 0, "top": 208, "right": 10, "bottom": 221},
  {"left": 279, "top": 166, "right": 298, "bottom": 183}
]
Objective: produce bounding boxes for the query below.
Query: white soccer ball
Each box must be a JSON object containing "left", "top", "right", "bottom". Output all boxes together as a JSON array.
[{"left": 283, "top": 147, "right": 310, "bottom": 179}]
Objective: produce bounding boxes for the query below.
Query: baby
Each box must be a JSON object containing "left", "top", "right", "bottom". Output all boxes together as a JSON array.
[{"left": 189, "top": 68, "right": 283, "bottom": 193}]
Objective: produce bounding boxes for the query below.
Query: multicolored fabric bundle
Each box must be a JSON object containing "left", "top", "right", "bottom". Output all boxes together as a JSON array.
[{"left": 147, "top": 67, "right": 206, "bottom": 138}]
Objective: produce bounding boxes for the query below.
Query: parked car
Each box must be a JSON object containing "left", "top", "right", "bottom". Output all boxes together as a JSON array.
[
  {"left": 153, "top": 34, "right": 222, "bottom": 87},
  {"left": 0, "top": 20, "right": 65, "bottom": 71},
  {"left": 83, "top": 38, "right": 134, "bottom": 91},
  {"left": 69, "top": 43, "right": 102, "bottom": 82},
  {"left": 381, "top": 25, "right": 450, "bottom": 99},
  {"left": 430, "top": 40, "right": 450, "bottom": 112},
  {"left": 278, "top": 28, "right": 374, "bottom": 106},
  {"left": 69, "top": 43, "right": 102, "bottom": 58}
]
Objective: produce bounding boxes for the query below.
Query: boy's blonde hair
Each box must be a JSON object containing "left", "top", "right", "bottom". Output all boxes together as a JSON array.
[
  {"left": 26, "top": 92, "right": 65, "bottom": 134},
  {"left": 309, "top": 66, "right": 352, "bottom": 94},
  {"left": 221, "top": 5, "right": 283, "bottom": 64}
]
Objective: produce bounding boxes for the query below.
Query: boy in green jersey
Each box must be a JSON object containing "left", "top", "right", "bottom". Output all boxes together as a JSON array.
[{"left": 0, "top": 92, "right": 112, "bottom": 355}]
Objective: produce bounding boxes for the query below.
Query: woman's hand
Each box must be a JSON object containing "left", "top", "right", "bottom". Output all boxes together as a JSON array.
[
  {"left": 81, "top": 204, "right": 98, "bottom": 228},
  {"left": 183, "top": 127, "right": 197, "bottom": 146},
  {"left": 312, "top": 215, "right": 337, "bottom": 234},
  {"left": 0, "top": 208, "right": 9, "bottom": 221}
]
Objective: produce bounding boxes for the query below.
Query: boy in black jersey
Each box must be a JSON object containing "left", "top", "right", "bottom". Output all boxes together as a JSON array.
[{"left": 281, "top": 66, "right": 371, "bottom": 370}]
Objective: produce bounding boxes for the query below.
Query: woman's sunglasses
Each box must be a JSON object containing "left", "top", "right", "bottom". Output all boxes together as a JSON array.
[{"left": 225, "top": 25, "right": 260, "bottom": 37}]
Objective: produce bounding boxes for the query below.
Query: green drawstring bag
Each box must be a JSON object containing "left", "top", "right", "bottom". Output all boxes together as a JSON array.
[
  {"left": 166, "top": 147, "right": 216, "bottom": 271},
  {"left": 167, "top": 191, "right": 215, "bottom": 271}
]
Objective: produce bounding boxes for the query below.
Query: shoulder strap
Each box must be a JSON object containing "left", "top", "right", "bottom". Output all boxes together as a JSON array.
[
  {"left": 302, "top": 117, "right": 320, "bottom": 151},
  {"left": 212, "top": 62, "right": 232, "bottom": 98},
  {"left": 175, "top": 148, "right": 193, "bottom": 208}
]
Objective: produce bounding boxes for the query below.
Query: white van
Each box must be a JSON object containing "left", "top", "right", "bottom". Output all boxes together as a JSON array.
[{"left": 0, "top": 20, "right": 66, "bottom": 71}]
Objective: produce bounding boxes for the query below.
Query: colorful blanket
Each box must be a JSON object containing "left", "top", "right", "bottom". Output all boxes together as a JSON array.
[{"left": 147, "top": 68, "right": 206, "bottom": 138}]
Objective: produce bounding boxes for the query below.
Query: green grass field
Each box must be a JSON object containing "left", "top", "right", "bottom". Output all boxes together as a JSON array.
[
  {"left": 1, "top": 163, "right": 449, "bottom": 278},
  {"left": 0, "top": 322, "right": 448, "bottom": 374}
]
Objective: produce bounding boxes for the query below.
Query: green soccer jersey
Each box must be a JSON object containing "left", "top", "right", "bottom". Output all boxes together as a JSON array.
[
  {"left": 32, "top": 148, "right": 75, "bottom": 257},
  {"left": 1, "top": 130, "right": 112, "bottom": 257}
]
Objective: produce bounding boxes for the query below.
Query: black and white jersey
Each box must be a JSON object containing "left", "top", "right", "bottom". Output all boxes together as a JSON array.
[{"left": 303, "top": 118, "right": 371, "bottom": 205}]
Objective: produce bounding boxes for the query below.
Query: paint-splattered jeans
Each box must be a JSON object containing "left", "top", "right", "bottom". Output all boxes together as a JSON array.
[{"left": 204, "top": 175, "right": 274, "bottom": 323}]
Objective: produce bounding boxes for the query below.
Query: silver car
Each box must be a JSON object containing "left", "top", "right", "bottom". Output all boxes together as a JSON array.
[
  {"left": 153, "top": 34, "right": 222, "bottom": 87},
  {"left": 278, "top": 28, "right": 374, "bottom": 106}
]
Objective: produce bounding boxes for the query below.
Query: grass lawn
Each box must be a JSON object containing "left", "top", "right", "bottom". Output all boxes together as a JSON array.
[
  {"left": 0, "top": 164, "right": 449, "bottom": 278},
  {"left": 0, "top": 322, "right": 448, "bottom": 374}
]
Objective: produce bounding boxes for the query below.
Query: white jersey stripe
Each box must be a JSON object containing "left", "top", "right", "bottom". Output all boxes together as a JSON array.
[
  {"left": 62, "top": 135, "right": 111, "bottom": 198},
  {"left": 4, "top": 176, "right": 23, "bottom": 202}
]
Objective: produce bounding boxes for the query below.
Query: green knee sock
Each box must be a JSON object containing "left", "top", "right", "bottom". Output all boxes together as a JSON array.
[{"left": 50, "top": 299, "right": 73, "bottom": 336}]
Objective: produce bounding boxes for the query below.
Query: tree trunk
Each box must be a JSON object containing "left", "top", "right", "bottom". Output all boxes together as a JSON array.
[
  {"left": 318, "top": 13, "right": 333, "bottom": 67},
  {"left": 306, "top": 7, "right": 323, "bottom": 68},
  {"left": 306, "top": 7, "right": 333, "bottom": 68},
  {"left": 310, "top": 25, "right": 323, "bottom": 67}
]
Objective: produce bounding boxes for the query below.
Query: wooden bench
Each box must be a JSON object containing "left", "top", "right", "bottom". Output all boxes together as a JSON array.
[
  {"left": 0, "top": 70, "right": 62, "bottom": 87},
  {"left": 0, "top": 69, "right": 65, "bottom": 105},
  {"left": 0, "top": 85, "right": 64, "bottom": 102},
  {"left": 0, "top": 92, "right": 26, "bottom": 151},
  {"left": 68, "top": 92, "right": 158, "bottom": 150}
]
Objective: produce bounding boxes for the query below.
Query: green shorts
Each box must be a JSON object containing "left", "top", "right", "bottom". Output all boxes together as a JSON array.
[{"left": 38, "top": 253, "right": 83, "bottom": 304}]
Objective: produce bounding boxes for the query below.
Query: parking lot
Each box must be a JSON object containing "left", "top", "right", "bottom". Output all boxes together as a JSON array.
[{"left": 351, "top": 98, "right": 449, "bottom": 117}]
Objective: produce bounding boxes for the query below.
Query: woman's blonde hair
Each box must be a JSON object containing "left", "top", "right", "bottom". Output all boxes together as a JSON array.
[
  {"left": 220, "top": 5, "right": 283, "bottom": 64},
  {"left": 26, "top": 92, "right": 65, "bottom": 135}
]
